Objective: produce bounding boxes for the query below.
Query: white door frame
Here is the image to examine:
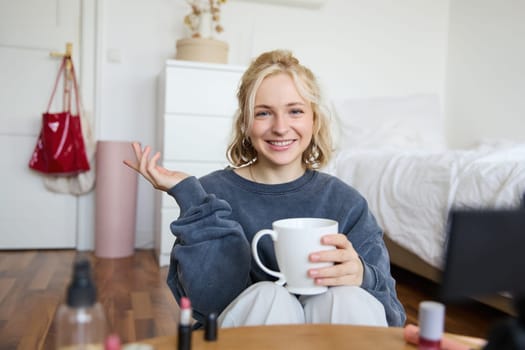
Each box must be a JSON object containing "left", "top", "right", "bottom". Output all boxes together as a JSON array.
[{"left": 77, "top": 0, "right": 103, "bottom": 250}]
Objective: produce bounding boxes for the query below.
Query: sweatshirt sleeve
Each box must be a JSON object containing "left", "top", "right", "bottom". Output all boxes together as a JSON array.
[
  {"left": 165, "top": 176, "right": 252, "bottom": 325},
  {"left": 344, "top": 196, "right": 407, "bottom": 327}
]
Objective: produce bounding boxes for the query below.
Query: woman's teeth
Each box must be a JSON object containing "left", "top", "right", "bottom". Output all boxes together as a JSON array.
[{"left": 268, "top": 140, "right": 293, "bottom": 146}]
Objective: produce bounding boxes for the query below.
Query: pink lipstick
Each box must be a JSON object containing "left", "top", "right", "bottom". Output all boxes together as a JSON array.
[{"left": 178, "top": 297, "right": 192, "bottom": 350}]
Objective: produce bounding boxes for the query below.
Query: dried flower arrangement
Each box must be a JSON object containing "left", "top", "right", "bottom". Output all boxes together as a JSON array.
[{"left": 183, "top": 0, "right": 227, "bottom": 38}]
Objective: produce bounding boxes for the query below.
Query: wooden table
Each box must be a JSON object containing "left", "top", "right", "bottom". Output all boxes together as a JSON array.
[{"left": 134, "top": 324, "right": 486, "bottom": 350}]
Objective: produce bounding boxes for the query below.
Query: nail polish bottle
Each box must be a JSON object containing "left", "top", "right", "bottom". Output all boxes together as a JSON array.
[
  {"left": 204, "top": 312, "right": 218, "bottom": 341},
  {"left": 418, "top": 301, "right": 445, "bottom": 350},
  {"left": 104, "top": 334, "right": 121, "bottom": 350}
]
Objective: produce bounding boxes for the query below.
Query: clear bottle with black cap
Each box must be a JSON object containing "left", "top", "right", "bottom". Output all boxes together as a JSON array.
[{"left": 54, "top": 259, "right": 107, "bottom": 349}]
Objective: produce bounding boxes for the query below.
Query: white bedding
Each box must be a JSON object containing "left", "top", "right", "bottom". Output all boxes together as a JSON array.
[{"left": 329, "top": 142, "right": 525, "bottom": 269}]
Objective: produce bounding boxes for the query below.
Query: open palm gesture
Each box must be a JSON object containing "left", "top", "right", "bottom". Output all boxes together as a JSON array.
[{"left": 123, "top": 142, "right": 189, "bottom": 192}]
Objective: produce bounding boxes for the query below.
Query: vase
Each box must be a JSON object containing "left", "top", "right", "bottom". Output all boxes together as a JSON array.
[
  {"left": 198, "top": 11, "right": 213, "bottom": 39},
  {"left": 95, "top": 141, "right": 138, "bottom": 258}
]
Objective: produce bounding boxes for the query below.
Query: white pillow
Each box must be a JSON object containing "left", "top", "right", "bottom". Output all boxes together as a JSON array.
[{"left": 332, "top": 94, "right": 447, "bottom": 152}]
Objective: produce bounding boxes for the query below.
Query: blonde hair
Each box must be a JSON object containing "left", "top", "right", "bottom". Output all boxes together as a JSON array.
[{"left": 226, "top": 49, "right": 333, "bottom": 170}]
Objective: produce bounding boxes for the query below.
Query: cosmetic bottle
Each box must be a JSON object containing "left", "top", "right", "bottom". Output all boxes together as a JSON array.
[
  {"left": 178, "top": 297, "right": 193, "bottom": 350},
  {"left": 54, "top": 259, "right": 107, "bottom": 350},
  {"left": 204, "top": 312, "right": 218, "bottom": 341},
  {"left": 418, "top": 301, "right": 445, "bottom": 350},
  {"left": 104, "top": 334, "right": 121, "bottom": 350}
]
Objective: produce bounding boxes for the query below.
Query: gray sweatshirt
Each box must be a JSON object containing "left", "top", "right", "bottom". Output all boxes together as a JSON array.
[{"left": 166, "top": 168, "right": 406, "bottom": 327}]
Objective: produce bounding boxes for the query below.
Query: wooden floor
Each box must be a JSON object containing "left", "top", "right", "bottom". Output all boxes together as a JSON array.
[{"left": 0, "top": 249, "right": 510, "bottom": 350}]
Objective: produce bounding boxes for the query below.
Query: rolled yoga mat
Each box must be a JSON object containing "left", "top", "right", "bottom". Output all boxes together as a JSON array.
[{"left": 95, "top": 140, "right": 138, "bottom": 258}]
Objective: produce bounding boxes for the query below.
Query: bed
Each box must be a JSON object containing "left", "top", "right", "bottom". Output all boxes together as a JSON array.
[{"left": 327, "top": 94, "right": 525, "bottom": 314}]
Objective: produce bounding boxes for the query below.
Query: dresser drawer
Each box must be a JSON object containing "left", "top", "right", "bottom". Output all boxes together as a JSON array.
[
  {"left": 164, "top": 65, "right": 241, "bottom": 115},
  {"left": 155, "top": 61, "right": 245, "bottom": 267},
  {"left": 163, "top": 115, "right": 232, "bottom": 161}
]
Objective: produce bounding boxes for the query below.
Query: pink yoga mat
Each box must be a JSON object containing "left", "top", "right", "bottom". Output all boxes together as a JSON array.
[{"left": 95, "top": 141, "right": 138, "bottom": 258}]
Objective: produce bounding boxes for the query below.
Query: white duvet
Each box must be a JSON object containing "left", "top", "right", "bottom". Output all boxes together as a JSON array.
[{"left": 329, "top": 142, "right": 525, "bottom": 269}]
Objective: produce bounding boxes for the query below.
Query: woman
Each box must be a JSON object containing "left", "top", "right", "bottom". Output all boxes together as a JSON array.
[{"left": 124, "top": 50, "right": 406, "bottom": 328}]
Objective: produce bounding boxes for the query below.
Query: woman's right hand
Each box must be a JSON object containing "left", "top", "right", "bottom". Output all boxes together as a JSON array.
[{"left": 123, "top": 142, "right": 189, "bottom": 192}]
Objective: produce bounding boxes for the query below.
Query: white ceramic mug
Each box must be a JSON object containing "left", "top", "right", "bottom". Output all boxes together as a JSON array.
[{"left": 251, "top": 218, "right": 339, "bottom": 295}]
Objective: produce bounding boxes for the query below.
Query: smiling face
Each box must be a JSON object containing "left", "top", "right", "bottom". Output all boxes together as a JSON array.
[{"left": 247, "top": 73, "right": 314, "bottom": 175}]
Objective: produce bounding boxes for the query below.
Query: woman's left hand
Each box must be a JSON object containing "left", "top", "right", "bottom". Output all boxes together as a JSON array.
[{"left": 308, "top": 234, "right": 364, "bottom": 287}]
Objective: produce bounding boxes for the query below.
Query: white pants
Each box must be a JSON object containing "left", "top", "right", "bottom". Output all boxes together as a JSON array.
[{"left": 218, "top": 282, "right": 388, "bottom": 328}]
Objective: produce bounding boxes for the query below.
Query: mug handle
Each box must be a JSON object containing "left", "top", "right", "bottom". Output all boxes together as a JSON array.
[{"left": 251, "top": 229, "right": 286, "bottom": 286}]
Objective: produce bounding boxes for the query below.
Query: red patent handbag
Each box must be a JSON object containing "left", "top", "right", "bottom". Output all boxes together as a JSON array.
[{"left": 28, "top": 56, "right": 90, "bottom": 175}]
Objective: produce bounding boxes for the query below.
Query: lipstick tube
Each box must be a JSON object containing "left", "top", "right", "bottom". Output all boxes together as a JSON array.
[{"left": 178, "top": 297, "right": 192, "bottom": 350}]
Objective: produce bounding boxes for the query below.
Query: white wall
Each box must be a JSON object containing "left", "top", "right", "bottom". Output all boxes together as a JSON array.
[
  {"left": 445, "top": 0, "right": 525, "bottom": 148},
  {"left": 98, "top": 0, "right": 188, "bottom": 248},
  {"left": 222, "top": 0, "right": 449, "bottom": 99},
  {"left": 98, "top": 0, "right": 449, "bottom": 248}
]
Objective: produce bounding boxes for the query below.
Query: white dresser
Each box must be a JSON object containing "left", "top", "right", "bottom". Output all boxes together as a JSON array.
[{"left": 155, "top": 60, "right": 245, "bottom": 266}]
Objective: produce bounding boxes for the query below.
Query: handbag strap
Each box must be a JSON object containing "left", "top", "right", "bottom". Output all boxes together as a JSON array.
[
  {"left": 46, "top": 57, "right": 67, "bottom": 112},
  {"left": 68, "top": 58, "right": 82, "bottom": 116},
  {"left": 46, "top": 56, "right": 82, "bottom": 115}
]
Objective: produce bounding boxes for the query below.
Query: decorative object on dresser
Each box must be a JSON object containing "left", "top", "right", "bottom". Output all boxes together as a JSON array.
[
  {"left": 155, "top": 60, "right": 245, "bottom": 266},
  {"left": 176, "top": 0, "right": 229, "bottom": 64}
]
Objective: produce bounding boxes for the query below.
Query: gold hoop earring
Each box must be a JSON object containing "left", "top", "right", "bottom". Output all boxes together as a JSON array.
[{"left": 305, "top": 142, "right": 319, "bottom": 165}]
